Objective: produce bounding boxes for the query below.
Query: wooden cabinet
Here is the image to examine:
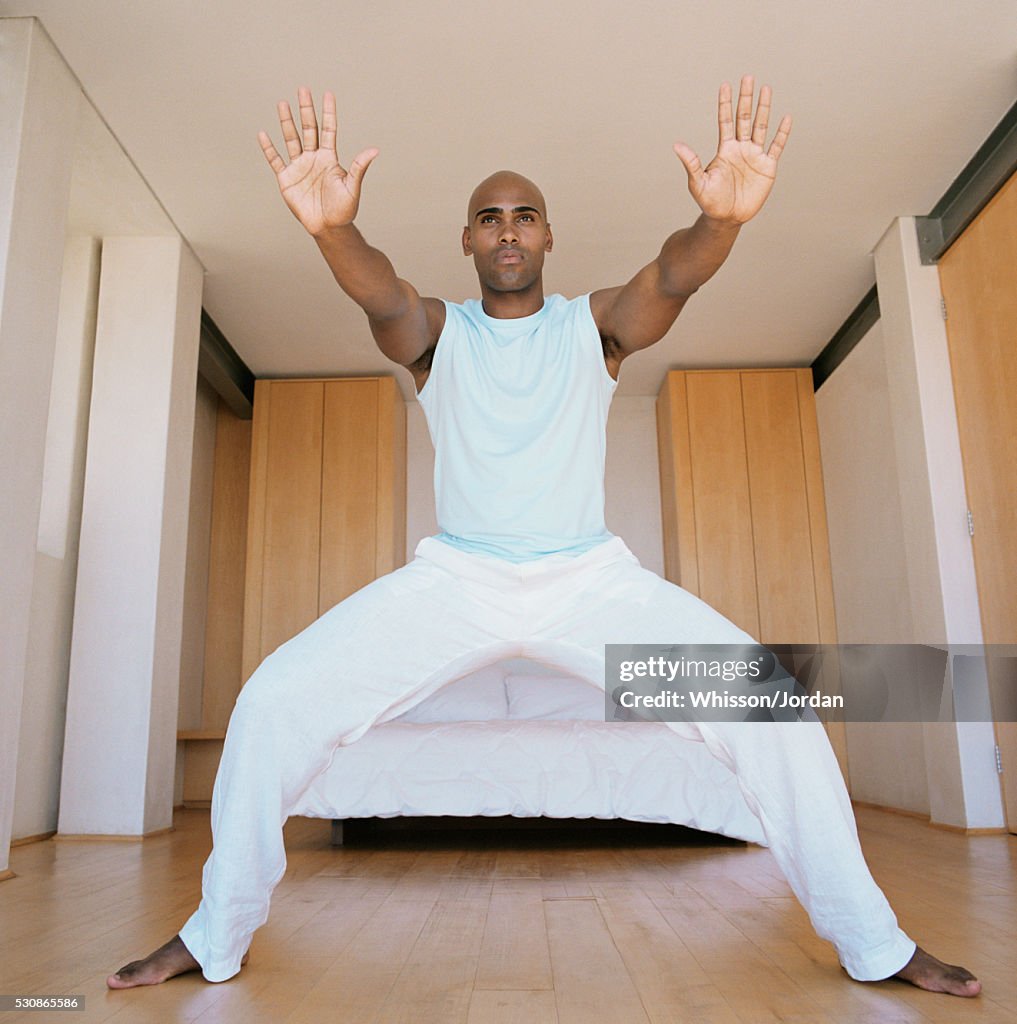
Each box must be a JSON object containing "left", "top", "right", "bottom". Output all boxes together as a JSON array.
[
  {"left": 241, "top": 377, "right": 406, "bottom": 681},
  {"left": 938, "top": 171, "right": 1017, "bottom": 833},
  {"left": 180, "top": 376, "right": 406, "bottom": 806},
  {"left": 656, "top": 368, "right": 836, "bottom": 644},
  {"left": 656, "top": 369, "right": 847, "bottom": 775}
]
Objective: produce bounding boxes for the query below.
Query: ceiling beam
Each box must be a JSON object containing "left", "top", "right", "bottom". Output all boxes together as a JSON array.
[
  {"left": 198, "top": 310, "right": 254, "bottom": 419},
  {"left": 811, "top": 286, "right": 880, "bottom": 391},
  {"left": 812, "top": 96, "right": 1017, "bottom": 389},
  {"left": 916, "top": 97, "right": 1017, "bottom": 265}
]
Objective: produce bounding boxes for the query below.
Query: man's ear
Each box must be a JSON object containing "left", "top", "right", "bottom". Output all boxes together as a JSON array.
[
  {"left": 462, "top": 226, "right": 472, "bottom": 255},
  {"left": 545, "top": 224, "right": 553, "bottom": 252}
]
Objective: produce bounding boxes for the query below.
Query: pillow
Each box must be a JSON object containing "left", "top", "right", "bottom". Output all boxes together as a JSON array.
[
  {"left": 392, "top": 664, "right": 509, "bottom": 723},
  {"left": 504, "top": 673, "right": 605, "bottom": 721}
]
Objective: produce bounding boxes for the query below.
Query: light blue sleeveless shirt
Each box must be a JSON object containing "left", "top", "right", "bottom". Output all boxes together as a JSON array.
[{"left": 416, "top": 293, "right": 617, "bottom": 562}]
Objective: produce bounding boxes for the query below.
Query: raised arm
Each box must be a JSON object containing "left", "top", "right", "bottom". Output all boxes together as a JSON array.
[
  {"left": 590, "top": 75, "right": 791, "bottom": 372},
  {"left": 258, "top": 88, "right": 444, "bottom": 368}
]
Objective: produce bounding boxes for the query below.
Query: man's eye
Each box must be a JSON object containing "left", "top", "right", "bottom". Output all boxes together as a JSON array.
[{"left": 520, "top": 215, "right": 533, "bottom": 221}]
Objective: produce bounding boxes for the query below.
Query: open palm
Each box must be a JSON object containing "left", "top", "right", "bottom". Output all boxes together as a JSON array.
[
  {"left": 258, "top": 88, "right": 378, "bottom": 237},
  {"left": 674, "top": 76, "right": 792, "bottom": 225}
]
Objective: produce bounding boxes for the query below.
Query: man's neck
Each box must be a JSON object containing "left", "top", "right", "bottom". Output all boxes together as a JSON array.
[{"left": 479, "top": 282, "right": 546, "bottom": 319}]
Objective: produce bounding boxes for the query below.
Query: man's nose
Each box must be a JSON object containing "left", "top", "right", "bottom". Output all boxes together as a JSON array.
[{"left": 498, "top": 223, "right": 519, "bottom": 244}]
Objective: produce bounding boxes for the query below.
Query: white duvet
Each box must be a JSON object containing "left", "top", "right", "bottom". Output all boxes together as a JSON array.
[{"left": 295, "top": 664, "right": 767, "bottom": 846}]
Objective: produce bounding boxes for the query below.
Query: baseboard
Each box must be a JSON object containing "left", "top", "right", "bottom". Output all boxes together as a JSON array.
[
  {"left": 927, "top": 821, "right": 1008, "bottom": 836},
  {"left": 851, "top": 799, "right": 927, "bottom": 820},
  {"left": 54, "top": 824, "right": 176, "bottom": 842},
  {"left": 852, "top": 799, "right": 1008, "bottom": 835},
  {"left": 10, "top": 830, "right": 57, "bottom": 847}
]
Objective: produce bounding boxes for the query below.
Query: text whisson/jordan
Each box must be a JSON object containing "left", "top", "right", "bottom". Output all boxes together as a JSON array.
[{"left": 616, "top": 688, "right": 844, "bottom": 710}]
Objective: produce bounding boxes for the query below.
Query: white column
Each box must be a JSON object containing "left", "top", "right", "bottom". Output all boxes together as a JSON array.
[
  {"left": 874, "top": 217, "right": 1004, "bottom": 829},
  {"left": 15, "top": 236, "right": 101, "bottom": 844},
  {"left": 0, "top": 18, "right": 81, "bottom": 874},
  {"left": 58, "top": 237, "right": 203, "bottom": 837}
]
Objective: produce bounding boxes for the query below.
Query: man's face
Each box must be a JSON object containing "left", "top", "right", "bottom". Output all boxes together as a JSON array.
[{"left": 462, "top": 173, "right": 553, "bottom": 293}]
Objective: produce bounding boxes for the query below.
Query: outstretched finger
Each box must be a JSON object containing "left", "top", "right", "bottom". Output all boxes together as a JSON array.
[
  {"left": 258, "top": 131, "right": 286, "bottom": 175},
  {"left": 298, "top": 86, "right": 318, "bottom": 151},
  {"left": 767, "top": 114, "right": 793, "bottom": 161},
  {"left": 673, "top": 141, "right": 705, "bottom": 197},
  {"left": 735, "top": 74, "right": 754, "bottom": 142},
  {"left": 717, "top": 81, "right": 734, "bottom": 144},
  {"left": 752, "top": 84, "right": 772, "bottom": 147},
  {"left": 346, "top": 147, "right": 379, "bottom": 193},
  {"left": 277, "top": 100, "right": 302, "bottom": 160},
  {"left": 321, "top": 91, "right": 338, "bottom": 154}
]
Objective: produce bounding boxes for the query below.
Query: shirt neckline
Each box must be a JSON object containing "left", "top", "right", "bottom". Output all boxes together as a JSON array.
[{"left": 468, "top": 295, "right": 556, "bottom": 329}]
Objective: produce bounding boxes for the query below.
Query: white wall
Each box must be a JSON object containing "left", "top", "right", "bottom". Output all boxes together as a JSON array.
[
  {"left": 815, "top": 218, "right": 1005, "bottom": 828},
  {"left": 58, "top": 237, "right": 203, "bottom": 838},
  {"left": 815, "top": 320, "right": 929, "bottom": 814},
  {"left": 3, "top": 19, "right": 206, "bottom": 847},
  {"left": 1, "top": 19, "right": 83, "bottom": 865},
  {"left": 13, "top": 237, "right": 101, "bottom": 841},
  {"left": 815, "top": 322, "right": 912, "bottom": 645},
  {"left": 604, "top": 397, "right": 664, "bottom": 576},
  {"left": 875, "top": 218, "right": 1002, "bottom": 829}
]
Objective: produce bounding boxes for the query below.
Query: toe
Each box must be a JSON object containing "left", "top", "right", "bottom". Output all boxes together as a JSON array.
[{"left": 957, "top": 977, "right": 982, "bottom": 997}]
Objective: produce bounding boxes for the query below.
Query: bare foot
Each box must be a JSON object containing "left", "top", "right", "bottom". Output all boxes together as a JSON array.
[
  {"left": 106, "top": 935, "right": 249, "bottom": 989},
  {"left": 893, "top": 945, "right": 981, "bottom": 997}
]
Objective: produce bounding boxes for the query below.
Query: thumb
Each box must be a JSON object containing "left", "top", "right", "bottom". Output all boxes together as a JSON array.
[
  {"left": 346, "top": 147, "right": 379, "bottom": 193},
  {"left": 673, "top": 141, "right": 705, "bottom": 196}
]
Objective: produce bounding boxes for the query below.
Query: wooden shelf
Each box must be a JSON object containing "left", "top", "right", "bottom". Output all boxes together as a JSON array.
[{"left": 177, "top": 729, "right": 226, "bottom": 741}]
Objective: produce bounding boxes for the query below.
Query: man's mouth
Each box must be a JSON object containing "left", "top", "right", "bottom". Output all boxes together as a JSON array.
[{"left": 495, "top": 249, "right": 523, "bottom": 264}]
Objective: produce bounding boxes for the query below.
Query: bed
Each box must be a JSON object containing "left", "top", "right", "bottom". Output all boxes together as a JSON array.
[{"left": 292, "top": 660, "right": 768, "bottom": 847}]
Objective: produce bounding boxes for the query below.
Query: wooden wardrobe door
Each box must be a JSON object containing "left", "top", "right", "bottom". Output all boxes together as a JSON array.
[
  {"left": 320, "top": 380, "right": 379, "bottom": 612},
  {"left": 938, "top": 174, "right": 1017, "bottom": 648},
  {"left": 242, "top": 380, "right": 324, "bottom": 679},
  {"left": 938, "top": 171, "right": 1017, "bottom": 832},
  {"left": 684, "top": 372, "right": 760, "bottom": 638},
  {"left": 657, "top": 368, "right": 847, "bottom": 778},
  {"left": 742, "top": 371, "right": 820, "bottom": 645},
  {"left": 241, "top": 376, "right": 407, "bottom": 684},
  {"left": 657, "top": 369, "right": 836, "bottom": 646}
]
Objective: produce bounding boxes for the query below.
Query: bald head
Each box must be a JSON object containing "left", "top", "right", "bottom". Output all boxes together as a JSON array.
[
  {"left": 467, "top": 170, "right": 548, "bottom": 224},
  {"left": 462, "top": 170, "right": 553, "bottom": 306}
]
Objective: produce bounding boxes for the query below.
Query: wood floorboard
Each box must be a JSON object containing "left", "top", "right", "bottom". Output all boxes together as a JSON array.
[
  {"left": 282, "top": 895, "right": 437, "bottom": 1023},
  {"left": 1, "top": 807, "right": 1012, "bottom": 1023},
  {"left": 544, "top": 897, "right": 651, "bottom": 1024},
  {"left": 596, "top": 891, "right": 741, "bottom": 1023},
  {"left": 374, "top": 896, "right": 490, "bottom": 1023},
  {"left": 474, "top": 891, "right": 554, "bottom": 992},
  {"left": 467, "top": 989, "right": 558, "bottom": 1023}
]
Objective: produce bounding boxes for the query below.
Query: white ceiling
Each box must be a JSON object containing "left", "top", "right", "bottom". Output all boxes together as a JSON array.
[{"left": 4, "top": 1, "right": 1016, "bottom": 397}]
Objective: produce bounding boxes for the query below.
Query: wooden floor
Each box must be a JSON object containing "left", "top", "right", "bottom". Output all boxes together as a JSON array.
[{"left": 1, "top": 807, "right": 1014, "bottom": 1023}]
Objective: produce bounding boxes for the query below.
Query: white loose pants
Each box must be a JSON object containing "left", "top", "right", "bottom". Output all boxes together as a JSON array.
[{"left": 179, "top": 536, "right": 915, "bottom": 983}]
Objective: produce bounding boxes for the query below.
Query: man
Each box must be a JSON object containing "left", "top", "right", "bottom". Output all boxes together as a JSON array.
[{"left": 108, "top": 78, "right": 980, "bottom": 997}]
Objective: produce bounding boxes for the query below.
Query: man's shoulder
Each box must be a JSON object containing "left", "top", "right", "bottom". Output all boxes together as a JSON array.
[{"left": 544, "top": 293, "right": 590, "bottom": 313}]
